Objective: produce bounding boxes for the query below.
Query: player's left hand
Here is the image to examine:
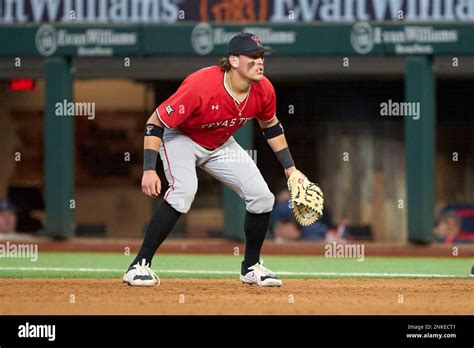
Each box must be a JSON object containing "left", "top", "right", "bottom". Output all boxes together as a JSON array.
[
  {"left": 287, "top": 170, "right": 324, "bottom": 226},
  {"left": 284, "top": 166, "right": 298, "bottom": 179}
]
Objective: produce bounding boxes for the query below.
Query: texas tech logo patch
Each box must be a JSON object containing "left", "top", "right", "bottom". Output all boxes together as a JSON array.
[
  {"left": 165, "top": 103, "right": 174, "bottom": 116},
  {"left": 251, "top": 35, "right": 262, "bottom": 47}
]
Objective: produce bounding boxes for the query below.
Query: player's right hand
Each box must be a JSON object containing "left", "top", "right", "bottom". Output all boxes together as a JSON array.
[{"left": 142, "top": 170, "right": 161, "bottom": 198}]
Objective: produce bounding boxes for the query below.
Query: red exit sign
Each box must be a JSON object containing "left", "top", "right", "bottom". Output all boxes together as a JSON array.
[{"left": 9, "top": 78, "right": 35, "bottom": 91}]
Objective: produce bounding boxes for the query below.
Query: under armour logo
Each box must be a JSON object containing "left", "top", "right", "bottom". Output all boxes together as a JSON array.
[
  {"left": 165, "top": 103, "right": 174, "bottom": 116},
  {"left": 211, "top": 105, "right": 219, "bottom": 110},
  {"left": 146, "top": 125, "right": 153, "bottom": 135}
]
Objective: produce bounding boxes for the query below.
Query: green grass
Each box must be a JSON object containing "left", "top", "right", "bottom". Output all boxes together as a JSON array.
[{"left": 0, "top": 252, "right": 472, "bottom": 279}]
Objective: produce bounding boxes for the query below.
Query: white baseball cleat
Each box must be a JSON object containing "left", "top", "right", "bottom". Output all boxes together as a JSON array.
[
  {"left": 240, "top": 260, "right": 282, "bottom": 287},
  {"left": 123, "top": 259, "right": 160, "bottom": 287}
]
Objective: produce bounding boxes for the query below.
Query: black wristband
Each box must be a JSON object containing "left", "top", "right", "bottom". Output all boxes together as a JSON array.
[
  {"left": 143, "top": 149, "right": 159, "bottom": 171},
  {"left": 275, "top": 147, "right": 295, "bottom": 169}
]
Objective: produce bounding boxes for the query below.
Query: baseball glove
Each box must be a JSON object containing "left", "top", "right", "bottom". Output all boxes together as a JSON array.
[{"left": 287, "top": 170, "right": 324, "bottom": 226}]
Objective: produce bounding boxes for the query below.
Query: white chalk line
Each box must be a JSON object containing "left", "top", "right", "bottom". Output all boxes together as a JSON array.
[{"left": 0, "top": 266, "right": 468, "bottom": 278}]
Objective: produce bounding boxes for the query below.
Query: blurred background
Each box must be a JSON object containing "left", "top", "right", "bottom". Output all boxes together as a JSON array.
[{"left": 0, "top": 0, "right": 473, "bottom": 246}]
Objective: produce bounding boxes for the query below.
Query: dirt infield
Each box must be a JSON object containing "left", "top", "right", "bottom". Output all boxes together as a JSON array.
[{"left": 1, "top": 278, "right": 473, "bottom": 315}]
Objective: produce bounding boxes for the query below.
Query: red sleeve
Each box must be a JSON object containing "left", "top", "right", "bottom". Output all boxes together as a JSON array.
[
  {"left": 155, "top": 76, "right": 200, "bottom": 128},
  {"left": 256, "top": 78, "right": 276, "bottom": 122}
]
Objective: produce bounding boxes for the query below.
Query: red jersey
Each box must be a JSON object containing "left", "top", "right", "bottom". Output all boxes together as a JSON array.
[{"left": 155, "top": 66, "right": 276, "bottom": 150}]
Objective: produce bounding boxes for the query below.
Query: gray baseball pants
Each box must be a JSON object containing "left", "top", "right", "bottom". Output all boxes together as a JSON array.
[{"left": 158, "top": 128, "right": 275, "bottom": 214}]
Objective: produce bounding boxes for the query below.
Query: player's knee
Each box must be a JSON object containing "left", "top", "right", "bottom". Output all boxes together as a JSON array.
[
  {"left": 167, "top": 182, "right": 198, "bottom": 214},
  {"left": 247, "top": 190, "right": 275, "bottom": 214}
]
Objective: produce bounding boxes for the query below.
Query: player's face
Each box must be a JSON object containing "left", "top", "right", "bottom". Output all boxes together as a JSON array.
[{"left": 237, "top": 53, "right": 265, "bottom": 81}]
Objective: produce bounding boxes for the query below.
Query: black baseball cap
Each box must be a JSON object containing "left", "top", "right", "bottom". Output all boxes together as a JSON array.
[{"left": 227, "top": 32, "right": 273, "bottom": 56}]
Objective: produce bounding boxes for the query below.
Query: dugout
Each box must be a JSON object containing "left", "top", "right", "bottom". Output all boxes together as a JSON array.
[{"left": 0, "top": 23, "right": 473, "bottom": 242}]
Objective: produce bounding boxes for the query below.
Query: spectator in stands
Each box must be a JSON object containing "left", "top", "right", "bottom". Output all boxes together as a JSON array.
[
  {"left": 0, "top": 199, "right": 17, "bottom": 235},
  {"left": 434, "top": 206, "right": 474, "bottom": 244}
]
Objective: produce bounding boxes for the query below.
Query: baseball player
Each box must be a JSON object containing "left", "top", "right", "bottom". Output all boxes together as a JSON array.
[{"left": 123, "top": 32, "right": 303, "bottom": 287}]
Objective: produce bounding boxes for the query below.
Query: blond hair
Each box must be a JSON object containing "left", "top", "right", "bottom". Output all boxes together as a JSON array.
[{"left": 219, "top": 57, "right": 231, "bottom": 71}]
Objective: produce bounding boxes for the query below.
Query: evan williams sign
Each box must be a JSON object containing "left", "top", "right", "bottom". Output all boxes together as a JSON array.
[
  {"left": 0, "top": 0, "right": 183, "bottom": 23},
  {"left": 269, "top": 0, "right": 474, "bottom": 22},
  {"left": 35, "top": 25, "right": 138, "bottom": 56},
  {"left": 350, "top": 22, "right": 459, "bottom": 55},
  {"left": 0, "top": 0, "right": 473, "bottom": 23}
]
